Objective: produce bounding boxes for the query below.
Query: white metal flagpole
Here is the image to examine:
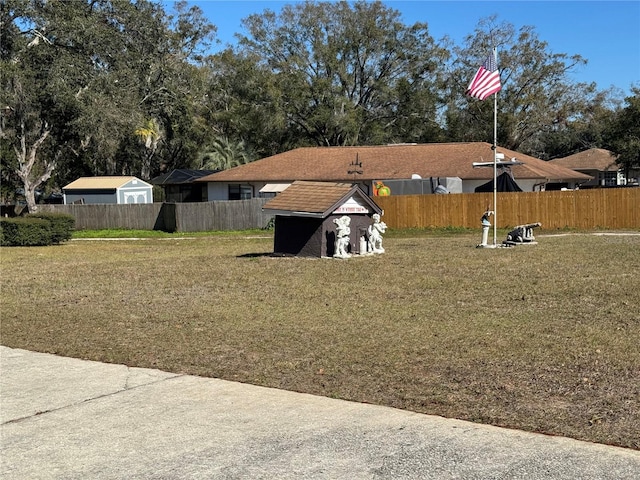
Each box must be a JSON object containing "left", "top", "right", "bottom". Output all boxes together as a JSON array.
[
  {"left": 492, "top": 47, "right": 498, "bottom": 246},
  {"left": 468, "top": 45, "right": 502, "bottom": 248}
]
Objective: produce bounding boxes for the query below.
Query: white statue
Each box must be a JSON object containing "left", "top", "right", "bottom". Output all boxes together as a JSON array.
[
  {"left": 478, "top": 208, "right": 494, "bottom": 247},
  {"left": 333, "top": 215, "right": 351, "bottom": 258},
  {"left": 368, "top": 213, "right": 387, "bottom": 254}
]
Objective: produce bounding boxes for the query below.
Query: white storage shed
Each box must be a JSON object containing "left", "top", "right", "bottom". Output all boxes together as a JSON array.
[{"left": 63, "top": 176, "right": 153, "bottom": 205}]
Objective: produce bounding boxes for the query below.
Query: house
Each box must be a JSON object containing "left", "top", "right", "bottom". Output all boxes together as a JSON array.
[
  {"left": 151, "top": 169, "right": 216, "bottom": 202},
  {"left": 197, "top": 142, "right": 592, "bottom": 200},
  {"left": 262, "top": 181, "right": 383, "bottom": 258},
  {"left": 63, "top": 176, "right": 153, "bottom": 205},
  {"left": 548, "top": 148, "right": 628, "bottom": 188}
]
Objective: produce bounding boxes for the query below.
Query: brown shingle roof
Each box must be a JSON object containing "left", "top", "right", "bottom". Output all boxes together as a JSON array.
[
  {"left": 262, "top": 181, "right": 382, "bottom": 217},
  {"left": 549, "top": 148, "right": 619, "bottom": 171},
  {"left": 198, "top": 142, "right": 591, "bottom": 184}
]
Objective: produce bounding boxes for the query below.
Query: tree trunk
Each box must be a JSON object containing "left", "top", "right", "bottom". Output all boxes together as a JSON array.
[
  {"left": 140, "top": 151, "right": 153, "bottom": 181},
  {"left": 22, "top": 179, "right": 40, "bottom": 213},
  {"left": 15, "top": 121, "right": 56, "bottom": 213}
]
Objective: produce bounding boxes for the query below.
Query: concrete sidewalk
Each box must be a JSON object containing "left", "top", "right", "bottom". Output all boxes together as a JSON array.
[{"left": 1, "top": 346, "right": 639, "bottom": 479}]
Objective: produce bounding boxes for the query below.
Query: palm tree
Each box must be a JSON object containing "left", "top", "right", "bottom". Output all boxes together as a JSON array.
[
  {"left": 134, "top": 118, "right": 162, "bottom": 179},
  {"left": 200, "top": 137, "right": 254, "bottom": 171}
]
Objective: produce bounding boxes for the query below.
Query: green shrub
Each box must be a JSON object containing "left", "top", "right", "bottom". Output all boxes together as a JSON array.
[
  {"left": 27, "top": 212, "right": 75, "bottom": 244},
  {"left": 0, "top": 217, "right": 53, "bottom": 246}
]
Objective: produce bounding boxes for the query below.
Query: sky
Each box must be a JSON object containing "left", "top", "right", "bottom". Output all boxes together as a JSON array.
[{"left": 171, "top": 1, "right": 640, "bottom": 97}]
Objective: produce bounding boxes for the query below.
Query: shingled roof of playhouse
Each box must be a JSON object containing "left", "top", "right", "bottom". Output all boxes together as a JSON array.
[{"left": 262, "top": 181, "right": 383, "bottom": 218}]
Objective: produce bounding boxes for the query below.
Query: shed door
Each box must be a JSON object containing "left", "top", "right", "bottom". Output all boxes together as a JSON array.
[{"left": 124, "top": 191, "right": 148, "bottom": 203}]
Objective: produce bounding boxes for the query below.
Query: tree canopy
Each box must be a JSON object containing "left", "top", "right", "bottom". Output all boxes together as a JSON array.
[
  {"left": 1, "top": 0, "right": 217, "bottom": 210},
  {"left": 236, "top": 0, "right": 447, "bottom": 146},
  {"left": 1, "top": 0, "right": 636, "bottom": 210},
  {"left": 606, "top": 87, "right": 640, "bottom": 174}
]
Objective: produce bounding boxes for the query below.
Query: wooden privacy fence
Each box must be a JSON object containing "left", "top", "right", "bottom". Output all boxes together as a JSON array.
[
  {"left": 38, "top": 189, "right": 638, "bottom": 232},
  {"left": 39, "top": 203, "right": 164, "bottom": 230},
  {"left": 39, "top": 198, "right": 272, "bottom": 232},
  {"left": 374, "top": 188, "right": 640, "bottom": 230},
  {"left": 171, "top": 199, "right": 272, "bottom": 232}
]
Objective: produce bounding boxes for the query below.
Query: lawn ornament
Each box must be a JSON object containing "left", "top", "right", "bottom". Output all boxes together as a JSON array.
[
  {"left": 477, "top": 208, "right": 494, "bottom": 248},
  {"left": 503, "top": 222, "right": 541, "bottom": 245},
  {"left": 359, "top": 227, "right": 372, "bottom": 255},
  {"left": 373, "top": 181, "right": 391, "bottom": 196},
  {"left": 368, "top": 213, "right": 387, "bottom": 254},
  {"left": 333, "top": 215, "right": 352, "bottom": 258}
]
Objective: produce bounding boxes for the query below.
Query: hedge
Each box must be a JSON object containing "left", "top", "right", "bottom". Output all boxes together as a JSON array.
[
  {"left": 0, "top": 217, "right": 53, "bottom": 246},
  {"left": 26, "top": 212, "right": 75, "bottom": 244},
  {"left": 1, "top": 212, "right": 75, "bottom": 246}
]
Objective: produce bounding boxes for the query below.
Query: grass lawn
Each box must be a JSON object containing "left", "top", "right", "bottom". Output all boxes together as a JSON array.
[{"left": 1, "top": 230, "right": 638, "bottom": 449}]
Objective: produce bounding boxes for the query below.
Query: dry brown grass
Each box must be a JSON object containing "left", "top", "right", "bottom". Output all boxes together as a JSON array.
[{"left": 2, "top": 231, "right": 639, "bottom": 449}]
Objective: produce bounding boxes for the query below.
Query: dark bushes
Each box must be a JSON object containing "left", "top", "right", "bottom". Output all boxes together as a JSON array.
[
  {"left": 27, "top": 212, "right": 75, "bottom": 244},
  {"left": 0, "top": 217, "right": 52, "bottom": 246},
  {"left": 0, "top": 213, "right": 75, "bottom": 246}
]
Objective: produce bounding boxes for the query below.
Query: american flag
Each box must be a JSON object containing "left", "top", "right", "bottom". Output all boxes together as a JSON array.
[{"left": 466, "top": 51, "right": 502, "bottom": 100}]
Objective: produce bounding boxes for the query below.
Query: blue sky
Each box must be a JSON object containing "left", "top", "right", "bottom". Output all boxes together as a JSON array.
[{"left": 173, "top": 1, "right": 640, "bottom": 96}]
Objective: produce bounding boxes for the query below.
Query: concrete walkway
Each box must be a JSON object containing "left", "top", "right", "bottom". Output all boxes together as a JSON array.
[{"left": 2, "top": 346, "right": 639, "bottom": 479}]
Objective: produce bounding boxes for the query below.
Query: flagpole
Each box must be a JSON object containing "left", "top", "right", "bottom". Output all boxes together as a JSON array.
[
  {"left": 492, "top": 47, "right": 498, "bottom": 247},
  {"left": 466, "top": 45, "right": 502, "bottom": 248}
]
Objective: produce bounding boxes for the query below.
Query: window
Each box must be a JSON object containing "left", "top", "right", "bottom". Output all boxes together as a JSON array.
[
  {"left": 600, "top": 171, "right": 617, "bottom": 187},
  {"left": 229, "top": 184, "right": 253, "bottom": 200}
]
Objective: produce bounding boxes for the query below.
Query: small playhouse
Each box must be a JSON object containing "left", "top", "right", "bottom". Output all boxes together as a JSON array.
[{"left": 262, "top": 181, "right": 384, "bottom": 258}]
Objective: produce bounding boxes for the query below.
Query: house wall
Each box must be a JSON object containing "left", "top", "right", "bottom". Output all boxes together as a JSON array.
[
  {"left": 273, "top": 213, "right": 375, "bottom": 257},
  {"left": 64, "top": 179, "right": 153, "bottom": 205},
  {"left": 324, "top": 213, "right": 374, "bottom": 257},
  {"left": 463, "top": 178, "right": 549, "bottom": 193},
  {"left": 64, "top": 191, "right": 118, "bottom": 204},
  {"left": 207, "top": 182, "right": 229, "bottom": 200},
  {"left": 64, "top": 190, "right": 152, "bottom": 205},
  {"left": 574, "top": 169, "right": 601, "bottom": 187},
  {"left": 598, "top": 170, "right": 625, "bottom": 187},
  {"left": 568, "top": 169, "right": 627, "bottom": 188},
  {"left": 117, "top": 179, "right": 153, "bottom": 204},
  {"left": 208, "top": 178, "right": 575, "bottom": 198},
  {"left": 273, "top": 216, "right": 324, "bottom": 257},
  {"left": 210, "top": 181, "right": 375, "bottom": 200},
  {"left": 118, "top": 187, "right": 152, "bottom": 204},
  {"left": 164, "top": 184, "right": 208, "bottom": 202},
  {"left": 375, "top": 178, "right": 463, "bottom": 195},
  {"left": 209, "top": 181, "right": 298, "bottom": 200}
]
